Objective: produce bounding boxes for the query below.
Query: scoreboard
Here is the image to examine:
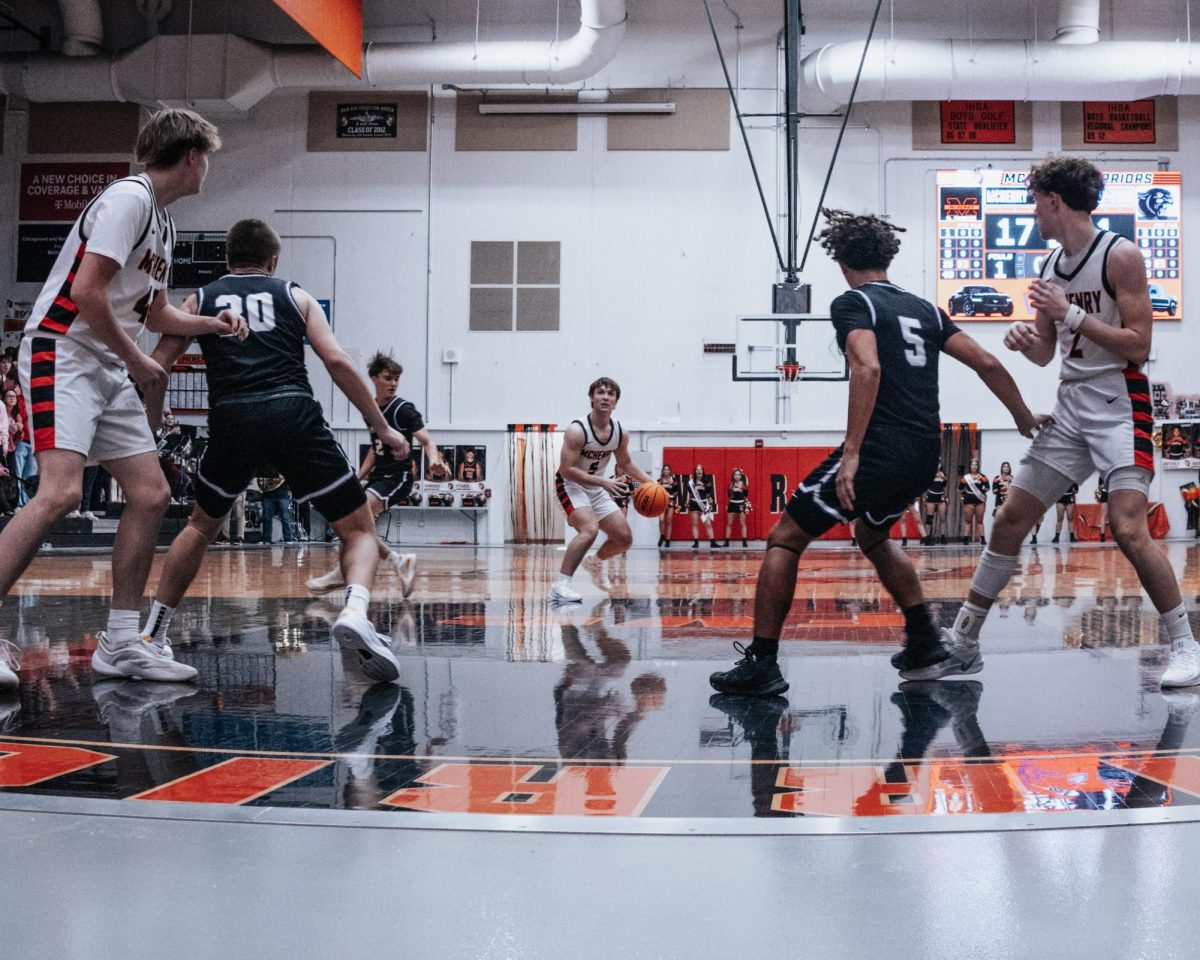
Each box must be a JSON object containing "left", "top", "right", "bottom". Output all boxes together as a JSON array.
[{"left": 936, "top": 169, "right": 1182, "bottom": 321}]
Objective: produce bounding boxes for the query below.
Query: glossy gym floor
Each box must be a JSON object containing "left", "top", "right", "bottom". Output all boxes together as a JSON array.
[{"left": 5, "top": 540, "right": 1200, "bottom": 958}]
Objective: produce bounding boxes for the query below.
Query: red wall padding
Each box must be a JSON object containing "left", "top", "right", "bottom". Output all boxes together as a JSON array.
[{"left": 662, "top": 446, "right": 856, "bottom": 541}]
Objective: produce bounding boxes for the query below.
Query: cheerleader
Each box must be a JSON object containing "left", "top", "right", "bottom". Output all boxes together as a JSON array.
[
  {"left": 657, "top": 464, "right": 678, "bottom": 548},
  {"left": 959, "top": 458, "right": 989, "bottom": 545},
  {"left": 1051, "top": 482, "right": 1079, "bottom": 544},
  {"left": 722, "top": 467, "right": 751, "bottom": 547},
  {"left": 922, "top": 463, "right": 948, "bottom": 544},
  {"left": 992, "top": 461, "right": 1013, "bottom": 516},
  {"left": 686, "top": 463, "right": 718, "bottom": 549}
]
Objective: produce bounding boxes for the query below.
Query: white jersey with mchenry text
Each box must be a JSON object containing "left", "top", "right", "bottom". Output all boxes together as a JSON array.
[
  {"left": 1038, "top": 229, "right": 1134, "bottom": 381},
  {"left": 573, "top": 415, "right": 623, "bottom": 477},
  {"left": 25, "top": 174, "right": 175, "bottom": 365}
]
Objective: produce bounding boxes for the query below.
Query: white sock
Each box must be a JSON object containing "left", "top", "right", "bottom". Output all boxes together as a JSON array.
[
  {"left": 106, "top": 609, "right": 140, "bottom": 646},
  {"left": 556, "top": 574, "right": 573, "bottom": 589},
  {"left": 952, "top": 601, "right": 990, "bottom": 642},
  {"left": 1161, "top": 603, "right": 1196, "bottom": 646},
  {"left": 142, "top": 600, "right": 175, "bottom": 641},
  {"left": 344, "top": 584, "right": 370, "bottom": 617}
]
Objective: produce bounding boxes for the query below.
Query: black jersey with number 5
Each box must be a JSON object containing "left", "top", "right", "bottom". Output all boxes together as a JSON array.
[
  {"left": 194, "top": 273, "right": 313, "bottom": 408},
  {"left": 830, "top": 280, "right": 961, "bottom": 438}
]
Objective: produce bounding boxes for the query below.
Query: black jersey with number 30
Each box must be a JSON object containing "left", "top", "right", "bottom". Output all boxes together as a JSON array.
[
  {"left": 830, "top": 281, "right": 961, "bottom": 438},
  {"left": 194, "top": 273, "right": 313, "bottom": 408}
]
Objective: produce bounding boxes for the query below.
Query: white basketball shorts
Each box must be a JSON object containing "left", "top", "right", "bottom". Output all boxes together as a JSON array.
[{"left": 18, "top": 334, "right": 156, "bottom": 463}]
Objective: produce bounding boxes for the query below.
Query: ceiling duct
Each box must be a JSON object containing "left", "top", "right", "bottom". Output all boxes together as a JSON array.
[
  {"left": 0, "top": 0, "right": 627, "bottom": 111},
  {"left": 1055, "top": 0, "right": 1100, "bottom": 44},
  {"left": 57, "top": 0, "right": 104, "bottom": 56},
  {"left": 796, "top": 38, "right": 1200, "bottom": 112}
]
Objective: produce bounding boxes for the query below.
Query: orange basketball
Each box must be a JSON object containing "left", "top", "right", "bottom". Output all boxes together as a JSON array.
[{"left": 633, "top": 482, "right": 670, "bottom": 518}]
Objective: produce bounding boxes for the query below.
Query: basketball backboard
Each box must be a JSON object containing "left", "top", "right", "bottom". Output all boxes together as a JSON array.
[{"left": 732, "top": 314, "right": 849, "bottom": 382}]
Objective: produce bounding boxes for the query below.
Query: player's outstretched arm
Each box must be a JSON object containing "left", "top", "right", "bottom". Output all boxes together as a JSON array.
[
  {"left": 143, "top": 295, "right": 198, "bottom": 432},
  {"left": 146, "top": 288, "right": 247, "bottom": 341},
  {"left": 943, "top": 331, "right": 1049, "bottom": 438},
  {"left": 300, "top": 290, "right": 409, "bottom": 458},
  {"left": 415, "top": 429, "right": 449, "bottom": 479}
]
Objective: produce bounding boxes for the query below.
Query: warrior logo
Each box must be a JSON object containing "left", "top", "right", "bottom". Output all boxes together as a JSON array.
[{"left": 1138, "top": 187, "right": 1175, "bottom": 220}]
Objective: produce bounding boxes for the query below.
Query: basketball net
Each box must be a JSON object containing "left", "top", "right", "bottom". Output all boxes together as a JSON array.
[{"left": 776, "top": 361, "right": 805, "bottom": 384}]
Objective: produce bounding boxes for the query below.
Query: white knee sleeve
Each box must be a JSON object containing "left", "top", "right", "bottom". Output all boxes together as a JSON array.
[
  {"left": 1009, "top": 458, "right": 1077, "bottom": 510},
  {"left": 1104, "top": 465, "right": 1152, "bottom": 497},
  {"left": 969, "top": 549, "right": 1020, "bottom": 601}
]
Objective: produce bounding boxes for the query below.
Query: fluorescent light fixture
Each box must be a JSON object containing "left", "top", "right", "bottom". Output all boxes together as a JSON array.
[{"left": 477, "top": 101, "right": 675, "bottom": 114}]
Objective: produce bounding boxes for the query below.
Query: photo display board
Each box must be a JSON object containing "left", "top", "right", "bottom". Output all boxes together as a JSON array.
[{"left": 936, "top": 169, "right": 1182, "bottom": 321}]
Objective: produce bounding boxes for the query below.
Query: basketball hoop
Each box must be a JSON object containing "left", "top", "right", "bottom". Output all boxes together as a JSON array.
[{"left": 776, "top": 361, "right": 806, "bottom": 383}]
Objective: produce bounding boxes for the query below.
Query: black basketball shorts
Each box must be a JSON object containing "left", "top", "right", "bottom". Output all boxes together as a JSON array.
[
  {"left": 194, "top": 394, "right": 366, "bottom": 524},
  {"left": 786, "top": 430, "right": 940, "bottom": 537},
  {"left": 365, "top": 470, "right": 414, "bottom": 509}
]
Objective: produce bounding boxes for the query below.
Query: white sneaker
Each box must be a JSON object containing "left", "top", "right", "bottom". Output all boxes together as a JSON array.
[
  {"left": 388, "top": 551, "right": 417, "bottom": 598},
  {"left": 899, "top": 627, "right": 984, "bottom": 681},
  {"left": 332, "top": 608, "right": 400, "bottom": 683},
  {"left": 82, "top": 511, "right": 97, "bottom": 522},
  {"left": 1161, "top": 640, "right": 1200, "bottom": 688},
  {"left": 66, "top": 510, "right": 81, "bottom": 519},
  {"left": 91, "top": 631, "right": 198, "bottom": 682},
  {"left": 0, "top": 639, "right": 21, "bottom": 690},
  {"left": 306, "top": 565, "right": 345, "bottom": 593},
  {"left": 1162, "top": 689, "right": 1200, "bottom": 723},
  {"left": 548, "top": 581, "right": 583, "bottom": 603}
]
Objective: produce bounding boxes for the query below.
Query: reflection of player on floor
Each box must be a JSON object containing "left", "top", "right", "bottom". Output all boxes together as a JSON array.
[
  {"left": 0, "top": 109, "right": 238, "bottom": 689},
  {"left": 549, "top": 378, "right": 655, "bottom": 603},
  {"left": 920, "top": 157, "right": 1200, "bottom": 688},
  {"left": 710, "top": 208, "right": 1044, "bottom": 696},
  {"left": 145, "top": 220, "right": 410, "bottom": 683},
  {"left": 306, "top": 352, "right": 448, "bottom": 598}
]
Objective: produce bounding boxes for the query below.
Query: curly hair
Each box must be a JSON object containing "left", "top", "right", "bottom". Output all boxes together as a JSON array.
[
  {"left": 817, "top": 208, "right": 906, "bottom": 271},
  {"left": 1025, "top": 156, "right": 1104, "bottom": 213}
]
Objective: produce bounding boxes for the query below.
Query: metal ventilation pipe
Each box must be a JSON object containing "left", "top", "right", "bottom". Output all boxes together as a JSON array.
[
  {"left": 1055, "top": 0, "right": 1100, "bottom": 44},
  {"left": 0, "top": 0, "right": 627, "bottom": 108},
  {"left": 57, "top": 0, "right": 104, "bottom": 56},
  {"left": 796, "top": 38, "right": 1200, "bottom": 112}
]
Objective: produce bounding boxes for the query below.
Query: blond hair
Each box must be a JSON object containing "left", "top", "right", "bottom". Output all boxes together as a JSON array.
[{"left": 135, "top": 108, "right": 222, "bottom": 168}]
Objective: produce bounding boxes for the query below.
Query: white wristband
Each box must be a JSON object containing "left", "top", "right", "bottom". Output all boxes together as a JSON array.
[{"left": 1065, "top": 303, "right": 1086, "bottom": 333}]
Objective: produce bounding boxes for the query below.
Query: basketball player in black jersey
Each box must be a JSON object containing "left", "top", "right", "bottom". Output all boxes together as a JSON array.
[
  {"left": 710, "top": 209, "right": 1046, "bottom": 696},
  {"left": 143, "top": 220, "right": 411, "bottom": 683},
  {"left": 306, "top": 351, "right": 448, "bottom": 598}
]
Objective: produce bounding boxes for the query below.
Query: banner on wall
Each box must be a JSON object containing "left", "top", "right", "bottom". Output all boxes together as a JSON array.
[
  {"left": 939, "top": 100, "right": 1016, "bottom": 144},
  {"left": 1083, "top": 100, "right": 1156, "bottom": 144},
  {"left": 17, "top": 162, "right": 129, "bottom": 283},
  {"left": 19, "top": 162, "right": 128, "bottom": 222}
]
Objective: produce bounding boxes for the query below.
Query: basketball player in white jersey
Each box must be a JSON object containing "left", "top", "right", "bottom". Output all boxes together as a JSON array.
[
  {"left": 915, "top": 157, "right": 1200, "bottom": 687},
  {"left": 0, "top": 109, "right": 243, "bottom": 691},
  {"left": 550, "top": 377, "right": 655, "bottom": 603}
]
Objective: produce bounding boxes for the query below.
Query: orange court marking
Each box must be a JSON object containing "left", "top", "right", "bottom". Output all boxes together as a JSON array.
[
  {"left": 0, "top": 741, "right": 115, "bottom": 787},
  {"left": 131, "top": 757, "right": 330, "bottom": 804}
]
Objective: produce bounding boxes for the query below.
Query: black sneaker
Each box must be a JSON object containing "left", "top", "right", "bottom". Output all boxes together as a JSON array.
[
  {"left": 709, "top": 693, "right": 789, "bottom": 745},
  {"left": 709, "top": 642, "right": 789, "bottom": 696},
  {"left": 889, "top": 640, "right": 953, "bottom": 674},
  {"left": 1051, "top": 534, "right": 1060, "bottom": 543}
]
